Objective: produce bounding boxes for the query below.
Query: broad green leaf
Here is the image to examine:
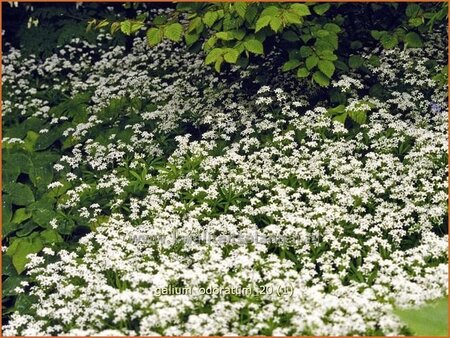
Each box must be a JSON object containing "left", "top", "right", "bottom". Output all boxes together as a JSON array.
[
  {"left": 185, "top": 33, "right": 200, "bottom": 46},
  {"left": 40, "top": 229, "right": 63, "bottom": 245},
  {"left": 269, "top": 17, "right": 283, "bottom": 32},
  {"left": 11, "top": 208, "right": 32, "bottom": 225},
  {"left": 349, "top": 110, "right": 367, "bottom": 125},
  {"left": 203, "top": 11, "right": 218, "bottom": 27},
  {"left": 224, "top": 49, "right": 240, "bottom": 64},
  {"left": 244, "top": 39, "right": 264, "bottom": 55},
  {"left": 306, "top": 55, "right": 319, "bottom": 70},
  {"left": 214, "top": 57, "right": 223, "bottom": 72},
  {"left": 297, "top": 67, "right": 309, "bottom": 78},
  {"left": 299, "top": 46, "right": 313, "bottom": 57},
  {"left": 120, "top": 20, "right": 144, "bottom": 36},
  {"left": 32, "top": 208, "right": 57, "bottom": 228},
  {"left": 153, "top": 15, "right": 167, "bottom": 26},
  {"left": 3, "top": 276, "right": 24, "bottom": 296},
  {"left": 282, "top": 59, "right": 301, "bottom": 72},
  {"left": 405, "top": 32, "right": 423, "bottom": 48},
  {"left": 313, "top": 3, "right": 331, "bottom": 15},
  {"left": 6, "top": 234, "right": 43, "bottom": 274},
  {"left": 255, "top": 16, "right": 271, "bottom": 32},
  {"left": 318, "top": 60, "right": 335, "bottom": 78},
  {"left": 405, "top": 3, "right": 421, "bottom": 18},
  {"left": 234, "top": 2, "right": 247, "bottom": 18},
  {"left": 205, "top": 48, "right": 224, "bottom": 65},
  {"left": 313, "top": 71, "right": 330, "bottom": 87},
  {"left": 324, "top": 23, "right": 341, "bottom": 33},
  {"left": 3, "top": 183, "right": 35, "bottom": 206},
  {"left": 284, "top": 12, "right": 302, "bottom": 25},
  {"left": 290, "top": 3, "right": 311, "bottom": 16},
  {"left": 216, "top": 31, "right": 234, "bottom": 41},
  {"left": 164, "top": 23, "right": 183, "bottom": 42},
  {"left": 147, "top": 28, "right": 163, "bottom": 47},
  {"left": 380, "top": 33, "right": 398, "bottom": 49},
  {"left": 333, "top": 112, "right": 348, "bottom": 124}
]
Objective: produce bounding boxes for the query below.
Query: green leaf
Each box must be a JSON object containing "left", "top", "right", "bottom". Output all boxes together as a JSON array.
[
  {"left": 153, "top": 15, "right": 167, "bottom": 26},
  {"left": 255, "top": 16, "right": 271, "bottom": 32},
  {"left": 297, "top": 67, "right": 309, "bottom": 78},
  {"left": 185, "top": 33, "right": 200, "bottom": 46},
  {"left": 244, "top": 39, "right": 264, "bottom": 55},
  {"left": 284, "top": 12, "right": 302, "bottom": 25},
  {"left": 205, "top": 48, "right": 224, "bottom": 65},
  {"left": 164, "top": 23, "right": 183, "bottom": 42},
  {"left": 269, "top": 17, "right": 283, "bottom": 32},
  {"left": 6, "top": 234, "right": 43, "bottom": 274},
  {"left": 35, "top": 127, "right": 62, "bottom": 151},
  {"left": 214, "top": 57, "right": 223, "bottom": 72},
  {"left": 40, "top": 229, "right": 63, "bottom": 245},
  {"left": 216, "top": 31, "right": 234, "bottom": 41},
  {"left": 234, "top": 2, "right": 247, "bottom": 18},
  {"left": 203, "top": 11, "right": 218, "bottom": 27},
  {"left": 120, "top": 20, "right": 144, "bottom": 36},
  {"left": 147, "top": 28, "right": 163, "bottom": 47},
  {"left": 282, "top": 30, "right": 299, "bottom": 42},
  {"left": 324, "top": 23, "right": 341, "bottom": 33},
  {"left": 224, "top": 49, "right": 240, "bottom": 64},
  {"left": 11, "top": 208, "right": 32, "bottom": 225},
  {"left": 349, "top": 55, "right": 364, "bottom": 69},
  {"left": 3, "top": 183, "right": 35, "bottom": 206},
  {"left": 32, "top": 208, "right": 57, "bottom": 228},
  {"left": 313, "top": 71, "right": 330, "bottom": 87},
  {"left": 371, "top": 30, "right": 382, "bottom": 40},
  {"left": 318, "top": 60, "right": 335, "bottom": 78},
  {"left": 14, "top": 294, "right": 38, "bottom": 314},
  {"left": 306, "top": 55, "right": 319, "bottom": 70},
  {"left": 290, "top": 3, "right": 311, "bottom": 16},
  {"left": 405, "top": 32, "right": 423, "bottom": 48},
  {"left": 313, "top": 3, "right": 331, "bottom": 15},
  {"left": 299, "top": 46, "right": 313, "bottom": 57},
  {"left": 395, "top": 298, "right": 448, "bottom": 336},
  {"left": 380, "top": 33, "right": 398, "bottom": 49},
  {"left": 348, "top": 110, "right": 367, "bottom": 125},
  {"left": 282, "top": 59, "right": 301, "bottom": 72},
  {"left": 406, "top": 4, "right": 421, "bottom": 18},
  {"left": 333, "top": 112, "right": 348, "bottom": 124}
]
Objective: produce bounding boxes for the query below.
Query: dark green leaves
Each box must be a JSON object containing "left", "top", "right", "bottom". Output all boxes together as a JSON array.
[{"left": 4, "top": 183, "right": 35, "bottom": 206}]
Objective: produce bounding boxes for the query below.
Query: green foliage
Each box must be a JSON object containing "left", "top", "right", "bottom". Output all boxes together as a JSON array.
[
  {"left": 395, "top": 298, "right": 448, "bottom": 336},
  {"left": 88, "top": 2, "right": 447, "bottom": 88}
]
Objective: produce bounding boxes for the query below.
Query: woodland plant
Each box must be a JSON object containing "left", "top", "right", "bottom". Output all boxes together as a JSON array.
[{"left": 1, "top": 3, "right": 448, "bottom": 336}]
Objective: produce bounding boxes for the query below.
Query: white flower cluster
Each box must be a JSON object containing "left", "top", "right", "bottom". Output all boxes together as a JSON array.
[{"left": 2, "top": 17, "right": 448, "bottom": 336}]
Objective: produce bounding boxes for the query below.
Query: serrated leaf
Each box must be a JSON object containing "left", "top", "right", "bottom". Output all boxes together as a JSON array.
[
  {"left": 313, "top": 71, "right": 330, "bottom": 87},
  {"left": 146, "top": 28, "right": 162, "bottom": 47},
  {"left": 205, "top": 48, "right": 224, "bottom": 65},
  {"left": 318, "top": 60, "right": 335, "bottom": 78},
  {"left": 185, "top": 33, "right": 200, "bottom": 46},
  {"left": 216, "top": 31, "right": 234, "bottom": 41},
  {"left": 234, "top": 2, "right": 247, "bottom": 18},
  {"left": 282, "top": 59, "right": 301, "bottom": 72},
  {"left": 203, "top": 11, "right": 218, "bottom": 27},
  {"left": 164, "top": 23, "right": 183, "bottom": 42},
  {"left": 270, "top": 17, "right": 282, "bottom": 32},
  {"left": 255, "top": 16, "right": 271, "bottom": 32},
  {"left": 290, "top": 3, "right": 311, "bottom": 16},
  {"left": 306, "top": 55, "right": 319, "bottom": 70},
  {"left": 299, "top": 46, "right": 313, "bottom": 57},
  {"left": 349, "top": 110, "right": 367, "bottom": 125},
  {"left": 120, "top": 20, "right": 144, "bottom": 36},
  {"left": 244, "top": 39, "right": 264, "bottom": 55},
  {"left": 224, "top": 49, "right": 240, "bottom": 64}
]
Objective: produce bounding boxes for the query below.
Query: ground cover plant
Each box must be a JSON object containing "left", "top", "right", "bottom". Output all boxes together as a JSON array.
[{"left": 2, "top": 2, "right": 448, "bottom": 336}]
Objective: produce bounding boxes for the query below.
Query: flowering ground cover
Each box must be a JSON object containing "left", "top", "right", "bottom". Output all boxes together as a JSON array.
[{"left": 2, "top": 2, "right": 448, "bottom": 336}]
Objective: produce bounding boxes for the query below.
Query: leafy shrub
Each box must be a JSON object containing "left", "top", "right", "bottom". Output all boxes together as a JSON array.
[
  {"left": 88, "top": 2, "right": 447, "bottom": 87},
  {"left": 2, "top": 4, "right": 448, "bottom": 334}
]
